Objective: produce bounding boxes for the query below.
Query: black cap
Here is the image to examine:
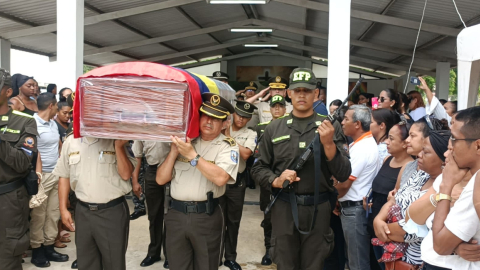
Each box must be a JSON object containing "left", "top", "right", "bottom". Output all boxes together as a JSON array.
[
  {"left": 200, "top": 93, "right": 235, "bottom": 119},
  {"left": 212, "top": 71, "right": 229, "bottom": 81},
  {"left": 0, "top": 68, "right": 12, "bottom": 88},
  {"left": 268, "top": 76, "right": 288, "bottom": 89},
  {"left": 234, "top": 100, "right": 257, "bottom": 118},
  {"left": 289, "top": 68, "right": 317, "bottom": 89},
  {"left": 270, "top": 95, "right": 286, "bottom": 107},
  {"left": 245, "top": 81, "right": 257, "bottom": 91}
]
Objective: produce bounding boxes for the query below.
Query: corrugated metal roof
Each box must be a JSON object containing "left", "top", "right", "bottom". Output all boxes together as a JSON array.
[{"left": 0, "top": 0, "right": 478, "bottom": 72}]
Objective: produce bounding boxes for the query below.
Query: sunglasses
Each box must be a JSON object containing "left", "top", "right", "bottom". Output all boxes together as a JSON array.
[{"left": 378, "top": 97, "right": 387, "bottom": 102}]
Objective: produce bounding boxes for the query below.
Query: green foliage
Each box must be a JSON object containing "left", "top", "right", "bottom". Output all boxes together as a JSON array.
[{"left": 83, "top": 65, "right": 95, "bottom": 74}]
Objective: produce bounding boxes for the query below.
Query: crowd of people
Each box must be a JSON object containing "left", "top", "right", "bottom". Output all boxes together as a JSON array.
[{"left": 0, "top": 66, "right": 479, "bottom": 270}]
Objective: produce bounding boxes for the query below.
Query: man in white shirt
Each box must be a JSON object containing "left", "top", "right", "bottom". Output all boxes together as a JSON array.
[
  {"left": 337, "top": 105, "right": 380, "bottom": 270},
  {"left": 427, "top": 106, "right": 480, "bottom": 270},
  {"left": 31, "top": 93, "right": 69, "bottom": 267}
]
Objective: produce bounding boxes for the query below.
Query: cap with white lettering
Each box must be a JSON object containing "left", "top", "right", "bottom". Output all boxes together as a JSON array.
[{"left": 289, "top": 68, "right": 317, "bottom": 90}]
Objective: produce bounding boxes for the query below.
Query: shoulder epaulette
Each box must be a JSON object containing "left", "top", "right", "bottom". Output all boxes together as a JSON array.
[
  {"left": 223, "top": 137, "right": 237, "bottom": 147},
  {"left": 12, "top": 110, "right": 34, "bottom": 118},
  {"left": 277, "top": 114, "right": 288, "bottom": 119},
  {"left": 258, "top": 121, "right": 270, "bottom": 126},
  {"left": 317, "top": 113, "right": 327, "bottom": 117}
]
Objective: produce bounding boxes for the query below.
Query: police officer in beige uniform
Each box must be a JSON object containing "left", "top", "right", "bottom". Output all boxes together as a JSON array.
[
  {"left": 0, "top": 68, "right": 39, "bottom": 270},
  {"left": 156, "top": 93, "right": 239, "bottom": 270},
  {"left": 54, "top": 136, "right": 136, "bottom": 270},
  {"left": 246, "top": 76, "right": 293, "bottom": 127},
  {"left": 221, "top": 100, "right": 257, "bottom": 270},
  {"left": 132, "top": 141, "right": 170, "bottom": 268}
]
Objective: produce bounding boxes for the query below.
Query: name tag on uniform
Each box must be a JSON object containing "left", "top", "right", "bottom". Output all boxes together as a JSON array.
[
  {"left": 315, "top": 121, "right": 322, "bottom": 126},
  {"left": 69, "top": 151, "right": 80, "bottom": 157},
  {"left": 299, "top": 142, "right": 306, "bottom": 148},
  {"left": 1, "top": 116, "right": 8, "bottom": 121},
  {"left": 287, "top": 119, "right": 293, "bottom": 124}
]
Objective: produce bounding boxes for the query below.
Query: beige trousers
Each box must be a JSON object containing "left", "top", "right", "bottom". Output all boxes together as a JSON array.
[{"left": 30, "top": 172, "right": 60, "bottom": 248}]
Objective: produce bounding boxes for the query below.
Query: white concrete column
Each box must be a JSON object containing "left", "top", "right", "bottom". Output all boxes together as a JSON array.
[
  {"left": 326, "top": 0, "right": 351, "bottom": 108},
  {"left": 435, "top": 62, "right": 450, "bottom": 100},
  {"left": 57, "top": 0, "right": 84, "bottom": 90},
  {"left": 0, "top": 39, "right": 11, "bottom": 71}
]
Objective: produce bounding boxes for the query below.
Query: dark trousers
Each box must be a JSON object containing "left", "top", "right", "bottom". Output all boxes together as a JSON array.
[
  {"left": 75, "top": 198, "right": 129, "bottom": 270},
  {"left": 223, "top": 181, "right": 247, "bottom": 261},
  {"left": 423, "top": 263, "right": 451, "bottom": 270},
  {"left": 144, "top": 165, "right": 166, "bottom": 258},
  {"left": 323, "top": 213, "right": 346, "bottom": 270},
  {"left": 132, "top": 157, "right": 147, "bottom": 212},
  {"left": 165, "top": 205, "right": 224, "bottom": 270},
  {"left": 0, "top": 186, "right": 30, "bottom": 270},
  {"left": 259, "top": 185, "right": 272, "bottom": 252},
  {"left": 271, "top": 199, "right": 334, "bottom": 270}
]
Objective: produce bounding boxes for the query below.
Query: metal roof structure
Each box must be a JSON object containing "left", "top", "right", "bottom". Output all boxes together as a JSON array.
[{"left": 1, "top": 0, "right": 479, "bottom": 78}]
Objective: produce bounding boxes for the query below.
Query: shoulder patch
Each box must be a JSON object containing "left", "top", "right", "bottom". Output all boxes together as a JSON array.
[
  {"left": 12, "top": 110, "right": 34, "bottom": 118},
  {"left": 317, "top": 113, "right": 327, "bottom": 117},
  {"left": 223, "top": 137, "right": 237, "bottom": 146},
  {"left": 258, "top": 121, "right": 270, "bottom": 126},
  {"left": 278, "top": 113, "right": 290, "bottom": 119}
]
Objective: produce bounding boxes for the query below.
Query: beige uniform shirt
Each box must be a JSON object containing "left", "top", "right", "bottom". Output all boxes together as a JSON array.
[
  {"left": 254, "top": 101, "right": 293, "bottom": 125},
  {"left": 132, "top": 141, "right": 170, "bottom": 166},
  {"left": 171, "top": 133, "right": 239, "bottom": 201},
  {"left": 229, "top": 126, "right": 256, "bottom": 173},
  {"left": 53, "top": 136, "right": 136, "bottom": 204}
]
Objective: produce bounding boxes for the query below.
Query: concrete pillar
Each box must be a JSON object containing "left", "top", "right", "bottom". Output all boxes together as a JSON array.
[
  {"left": 0, "top": 39, "right": 11, "bottom": 71},
  {"left": 326, "top": 0, "right": 351, "bottom": 108},
  {"left": 304, "top": 60, "right": 312, "bottom": 69},
  {"left": 57, "top": 0, "right": 84, "bottom": 90},
  {"left": 435, "top": 62, "right": 450, "bottom": 100}
]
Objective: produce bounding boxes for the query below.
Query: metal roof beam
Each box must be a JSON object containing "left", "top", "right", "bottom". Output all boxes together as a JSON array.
[
  {"left": 175, "top": 6, "right": 235, "bottom": 56},
  {"left": 173, "top": 50, "right": 265, "bottom": 69},
  {"left": 276, "top": 0, "right": 461, "bottom": 37},
  {"left": 141, "top": 37, "right": 257, "bottom": 62},
  {"left": 49, "top": 19, "right": 254, "bottom": 61},
  {"left": 350, "top": 0, "right": 397, "bottom": 54},
  {"left": 252, "top": 19, "right": 456, "bottom": 62},
  {"left": 83, "top": 2, "right": 199, "bottom": 62},
  {"left": 0, "top": 0, "right": 203, "bottom": 40}
]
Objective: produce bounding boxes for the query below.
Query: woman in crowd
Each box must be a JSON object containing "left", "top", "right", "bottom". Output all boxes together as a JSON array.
[
  {"left": 9, "top": 73, "right": 38, "bottom": 115},
  {"left": 378, "top": 88, "right": 401, "bottom": 113},
  {"left": 371, "top": 109, "right": 400, "bottom": 163},
  {"left": 407, "top": 90, "right": 427, "bottom": 121},
  {"left": 55, "top": 101, "right": 72, "bottom": 143},
  {"left": 418, "top": 77, "right": 457, "bottom": 126},
  {"left": 367, "top": 119, "right": 414, "bottom": 269},
  {"left": 358, "top": 92, "right": 374, "bottom": 109},
  {"left": 58, "top": 87, "right": 73, "bottom": 102},
  {"left": 398, "top": 92, "right": 413, "bottom": 120},
  {"left": 329, "top": 99, "right": 342, "bottom": 114},
  {"left": 373, "top": 129, "right": 450, "bottom": 268}
]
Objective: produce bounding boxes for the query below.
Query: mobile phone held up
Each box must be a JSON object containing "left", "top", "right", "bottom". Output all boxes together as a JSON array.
[
  {"left": 410, "top": 76, "right": 421, "bottom": 85},
  {"left": 371, "top": 97, "right": 379, "bottom": 110}
]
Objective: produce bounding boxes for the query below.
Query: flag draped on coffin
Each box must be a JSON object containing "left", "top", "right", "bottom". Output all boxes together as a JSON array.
[{"left": 73, "top": 62, "right": 235, "bottom": 140}]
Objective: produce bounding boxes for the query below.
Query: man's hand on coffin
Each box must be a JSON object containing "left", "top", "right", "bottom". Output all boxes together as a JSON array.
[
  {"left": 171, "top": 136, "right": 197, "bottom": 160},
  {"left": 168, "top": 137, "right": 179, "bottom": 157}
]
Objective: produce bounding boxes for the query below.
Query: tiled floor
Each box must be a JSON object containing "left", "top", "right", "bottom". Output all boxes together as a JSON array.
[{"left": 22, "top": 188, "right": 276, "bottom": 270}]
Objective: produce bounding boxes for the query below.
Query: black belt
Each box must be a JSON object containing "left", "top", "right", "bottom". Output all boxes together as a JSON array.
[
  {"left": 278, "top": 191, "right": 329, "bottom": 206},
  {"left": 339, "top": 200, "right": 363, "bottom": 208},
  {"left": 0, "top": 178, "right": 24, "bottom": 195},
  {"left": 78, "top": 196, "right": 125, "bottom": 211},
  {"left": 170, "top": 198, "right": 219, "bottom": 214},
  {"left": 148, "top": 164, "right": 159, "bottom": 168}
]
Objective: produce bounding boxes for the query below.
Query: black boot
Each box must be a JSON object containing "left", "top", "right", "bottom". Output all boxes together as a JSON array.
[
  {"left": 224, "top": 260, "right": 242, "bottom": 270},
  {"left": 31, "top": 245, "right": 51, "bottom": 268},
  {"left": 163, "top": 259, "right": 169, "bottom": 269},
  {"left": 261, "top": 250, "right": 272, "bottom": 265},
  {"left": 44, "top": 244, "right": 69, "bottom": 262},
  {"left": 71, "top": 259, "right": 78, "bottom": 269}
]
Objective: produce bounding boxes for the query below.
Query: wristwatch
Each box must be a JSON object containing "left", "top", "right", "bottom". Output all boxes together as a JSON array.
[
  {"left": 435, "top": 193, "right": 452, "bottom": 203},
  {"left": 190, "top": 154, "right": 201, "bottom": 167}
]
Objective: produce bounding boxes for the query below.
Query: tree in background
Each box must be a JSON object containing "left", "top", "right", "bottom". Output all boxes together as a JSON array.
[
  {"left": 420, "top": 68, "right": 479, "bottom": 101},
  {"left": 83, "top": 65, "right": 94, "bottom": 74}
]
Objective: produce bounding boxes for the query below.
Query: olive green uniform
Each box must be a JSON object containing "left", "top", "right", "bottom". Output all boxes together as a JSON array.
[
  {"left": 0, "top": 109, "right": 38, "bottom": 270},
  {"left": 251, "top": 113, "right": 351, "bottom": 269},
  {"left": 53, "top": 136, "right": 136, "bottom": 270},
  {"left": 166, "top": 133, "right": 239, "bottom": 270},
  {"left": 222, "top": 126, "right": 256, "bottom": 262},
  {"left": 132, "top": 141, "right": 170, "bottom": 259}
]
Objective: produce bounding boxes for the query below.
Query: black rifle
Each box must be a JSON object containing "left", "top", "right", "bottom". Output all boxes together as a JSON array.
[{"left": 264, "top": 77, "right": 364, "bottom": 214}]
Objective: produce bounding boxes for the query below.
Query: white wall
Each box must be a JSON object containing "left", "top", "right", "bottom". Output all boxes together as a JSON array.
[{"left": 10, "top": 49, "right": 60, "bottom": 87}]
